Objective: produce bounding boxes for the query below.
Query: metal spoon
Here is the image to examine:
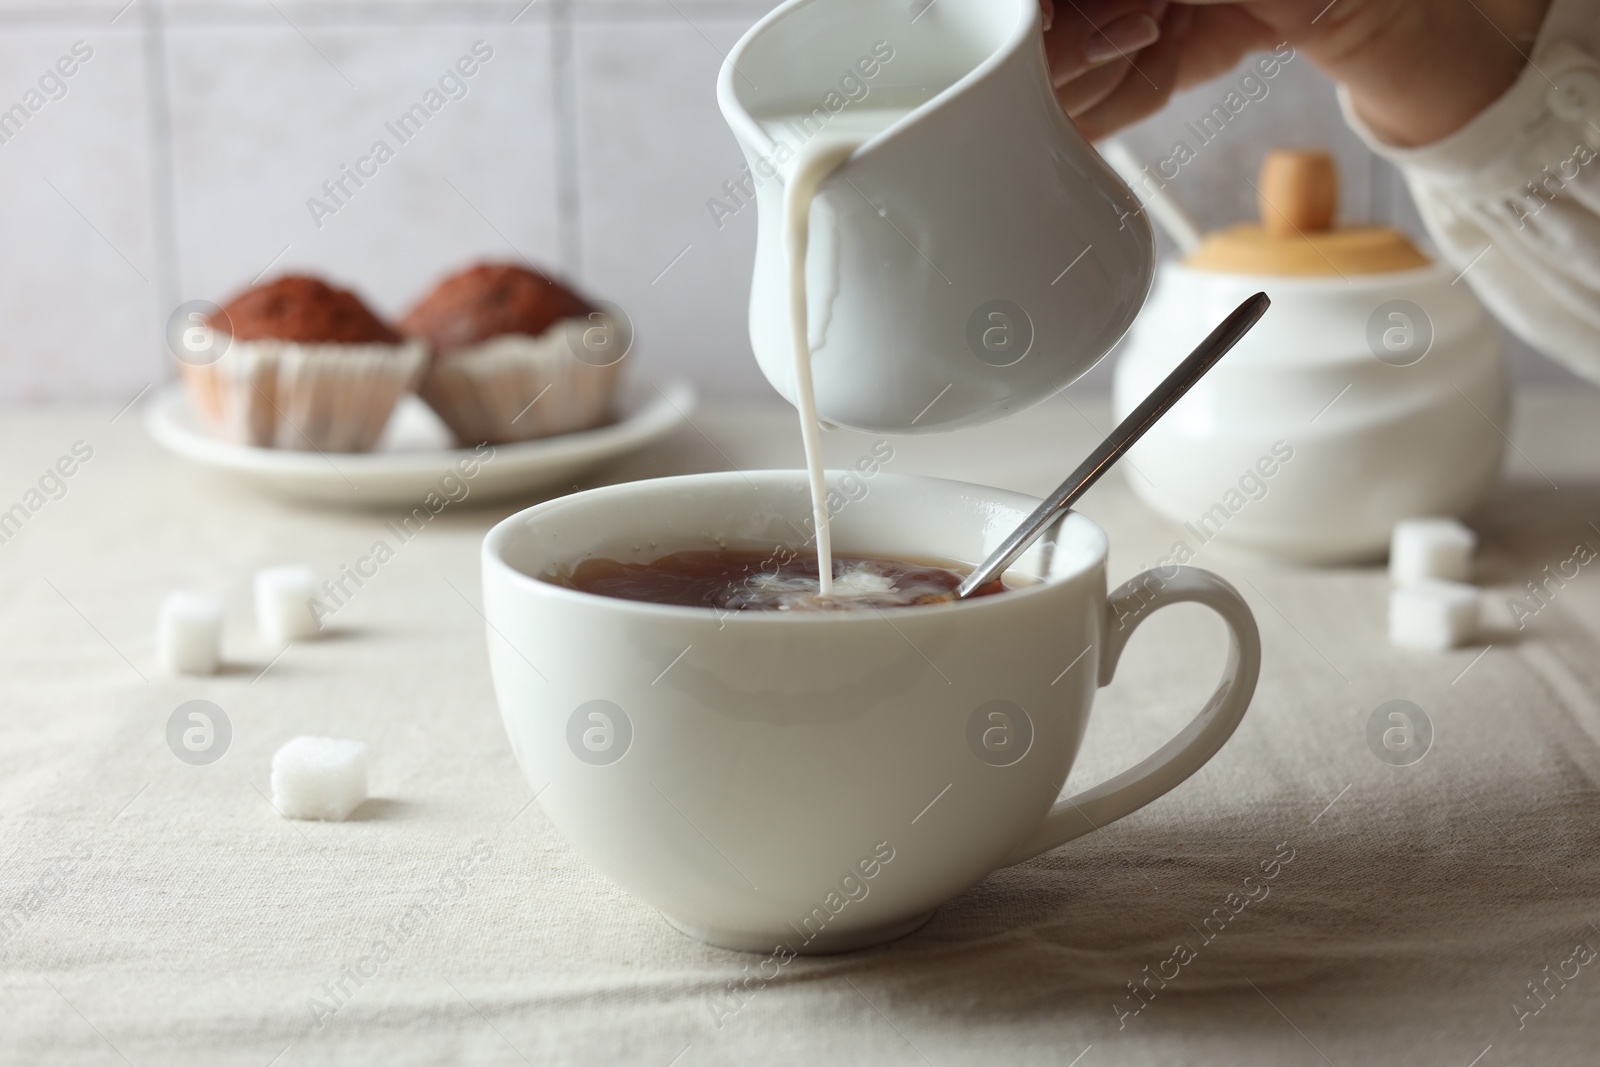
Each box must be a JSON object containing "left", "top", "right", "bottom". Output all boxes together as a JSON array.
[{"left": 955, "top": 291, "right": 1271, "bottom": 599}]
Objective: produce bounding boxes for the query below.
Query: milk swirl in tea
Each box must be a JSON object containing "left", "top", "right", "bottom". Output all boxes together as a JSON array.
[{"left": 548, "top": 551, "right": 1005, "bottom": 611}]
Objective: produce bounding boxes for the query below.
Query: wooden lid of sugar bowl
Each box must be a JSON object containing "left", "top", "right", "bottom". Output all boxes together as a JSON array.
[{"left": 1186, "top": 150, "right": 1432, "bottom": 276}]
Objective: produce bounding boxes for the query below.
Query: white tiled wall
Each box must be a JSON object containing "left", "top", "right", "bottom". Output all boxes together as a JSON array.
[
  {"left": 0, "top": 0, "right": 1581, "bottom": 406},
  {"left": 0, "top": 23, "right": 160, "bottom": 404},
  {"left": 571, "top": 12, "right": 768, "bottom": 395},
  {"left": 165, "top": 21, "right": 563, "bottom": 318}
]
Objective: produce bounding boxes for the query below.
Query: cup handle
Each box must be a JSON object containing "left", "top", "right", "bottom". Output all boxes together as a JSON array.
[{"left": 1000, "top": 566, "right": 1261, "bottom": 867}]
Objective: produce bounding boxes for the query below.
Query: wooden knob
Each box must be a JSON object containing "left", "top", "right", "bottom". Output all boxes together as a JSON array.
[{"left": 1258, "top": 150, "right": 1337, "bottom": 235}]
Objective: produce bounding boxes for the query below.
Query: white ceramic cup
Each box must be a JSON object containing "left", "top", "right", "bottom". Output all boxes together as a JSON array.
[{"left": 483, "top": 472, "right": 1260, "bottom": 953}]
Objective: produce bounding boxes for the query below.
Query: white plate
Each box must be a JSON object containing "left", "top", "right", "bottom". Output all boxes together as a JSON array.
[{"left": 145, "top": 378, "right": 697, "bottom": 506}]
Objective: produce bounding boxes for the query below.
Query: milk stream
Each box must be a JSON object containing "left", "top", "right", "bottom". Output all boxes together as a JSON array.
[{"left": 757, "top": 105, "right": 919, "bottom": 597}]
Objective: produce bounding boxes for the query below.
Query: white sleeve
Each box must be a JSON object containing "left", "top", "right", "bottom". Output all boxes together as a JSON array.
[{"left": 1338, "top": 4, "right": 1600, "bottom": 385}]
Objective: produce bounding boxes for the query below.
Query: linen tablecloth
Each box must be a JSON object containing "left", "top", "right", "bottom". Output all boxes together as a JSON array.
[{"left": 2, "top": 389, "right": 1597, "bottom": 1065}]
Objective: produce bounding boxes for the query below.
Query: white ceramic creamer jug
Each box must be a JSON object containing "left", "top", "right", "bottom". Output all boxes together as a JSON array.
[{"left": 718, "top": 0, "right": 1154, "bottom": 434}]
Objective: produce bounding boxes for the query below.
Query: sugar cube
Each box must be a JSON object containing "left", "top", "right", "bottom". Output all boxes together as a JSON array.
[
  {"left": 255, "top": 565, "right": 320, "bottom": 643},
  {"left": 270, "top": 736, "right": 368, "bottom": 821},
  {"left": 1389, "top": 580, "right": 1479, "bottom": 650},
  {"left": 157, "top": 592, "right": 224, "bottom": 675},
  {"left": 1390, "top": 518, "right": 1476, "bottom": 584}
]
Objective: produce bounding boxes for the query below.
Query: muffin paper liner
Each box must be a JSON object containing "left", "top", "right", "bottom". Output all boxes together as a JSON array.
[
  {"left": 417, "top": 323, "right": 621, "bottom": 446},
  {"left": 179, "top": 340, "right": 428, "bottom": 452}
]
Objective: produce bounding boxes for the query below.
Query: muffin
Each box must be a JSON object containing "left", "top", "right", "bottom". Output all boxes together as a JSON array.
[
  {"left": 180, "top": 276, "right": 426, "bottom": 452},
  {"left": 401, "top": 263, "right": 625, "bottom": 445}
]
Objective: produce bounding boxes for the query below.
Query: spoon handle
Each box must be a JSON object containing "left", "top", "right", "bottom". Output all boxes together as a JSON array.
[{"left": 956, "top": 291, "right": 1271, "bottom": 599}]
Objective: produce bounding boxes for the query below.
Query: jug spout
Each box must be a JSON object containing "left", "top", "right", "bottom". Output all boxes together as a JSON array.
[{"left": 719, "top": 0, "right": 1154, "bottom": 434}]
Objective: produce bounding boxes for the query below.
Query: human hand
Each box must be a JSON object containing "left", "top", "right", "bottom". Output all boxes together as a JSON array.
[
  {"left": 1043, "top": 0, "right": 1552, "bottom": 147},
  {"left": 1040, "top": 0, "right": 1196, "bottom": 142}
]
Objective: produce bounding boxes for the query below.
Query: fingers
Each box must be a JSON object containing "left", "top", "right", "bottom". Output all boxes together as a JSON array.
[
  {"left": 1056, "top": 57, "right": 1135, "bottom": 117},
  {"left": 1172, "top": 3, "right": 1279, "bottom": 90},
  {"left": 1071, "top": 3, "right": 1193, "bottom": 141},
  {"left": 1084, "top": 11, "right": 1163, "bottom": 65},
  {"left": 1043, "top": 0, "right": 1165, "bottom": 85}
]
